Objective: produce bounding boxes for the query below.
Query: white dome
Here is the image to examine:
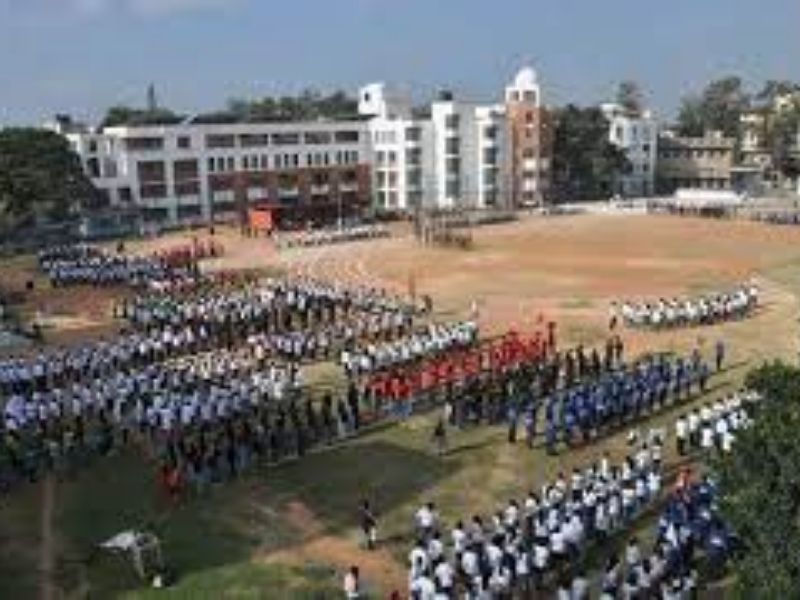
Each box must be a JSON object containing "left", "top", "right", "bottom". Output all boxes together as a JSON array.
[{"left": 513, "top": 66, "right": 538, "bottom": 89}]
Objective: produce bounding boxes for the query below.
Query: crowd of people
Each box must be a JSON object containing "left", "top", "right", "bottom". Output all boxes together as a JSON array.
[
  {"left": 340, "top": 321, "right": 479, "bottom": 377},
  {"left": 361, "top": 322, "right": 564, "bottom": 406},
  {"left": 614, "top": 283, "right": 759, "bottom": 330},
  {"left": 278, "top": 224, "right": 391, "bottom": 249},
  {"left": 0, "top": 275, "right": 428, "bottom": 490},
  {"left": 407, "top": 437, "right": 665, "bottom": 597},
  {"left": 751, "top": 211, "right": 800, "bottom": 226},
  {"left": 537, "top": 351, "right": 713, "bottom": 455},
  {"left": 674, "top": 389, "right": 761, "bottom": 458},
  {"left": 38, "top": 244, "right": 198, "bottom": 288},
  {"left": 119, "top": 278, "right": 416, "bottom": 333},
  {"left": 0, "top": 337, "right": 378, "bottom": 490}
]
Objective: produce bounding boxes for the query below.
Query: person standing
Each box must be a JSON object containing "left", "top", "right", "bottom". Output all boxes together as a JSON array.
[
  {"left": 343, "top": 565, "right": 361, "bottom": 599},
  {"left": 359, "top": 499, "right": 378, "bottom": 550},
  {"left": 715, "top": 339, "right": 726, "bottom": 372},
  {"left": 432, "top": 417, "right": 447, "bottom": 456},
  {"left": 675, "top": 415, "right": 689, "bottom": 456}
]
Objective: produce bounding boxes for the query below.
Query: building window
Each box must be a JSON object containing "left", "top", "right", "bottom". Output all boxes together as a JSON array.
[
  {"left": 125, "top": 137, "right": 164, "bottom": 151},
  {"left": 406, "top": 127, "right": 422, "bottom": 142},
  {"left": 207, "top": 157, "right": 215, "bottom": 172},
  {"left": 86, "top": 158, "right": 101, "bottom": 178},
  {"left": 335, "top": 130, "right": 360, "bottom": 143},
  {"left": 445, "top": 180, "right": 460, "bottom": 197},
  {"left": 177, "top": 136, "right": 191, "bottom": 149},
  {"left": 227, "top": 157, "right": 235, "bottom": 171},
  {"left": 239, "top": 133, "right": 270, "bottom": 147},
  {"left": 524, "top": 90, "right": 537, "bottom": 104},
  {"left": 445, "top": 114, "right": 460, "bottom": 129},
  {"left": 206, "top": 134, "right": 236, "bottom": 149},
  {"left": 484, "top": 125, "right": 498, "bottom": 140},
  {"left": 272, "top": 132, "right": 300, "bottom": 146},
  {"left": 216, "top": 157, "right": 225, "bottom": 171},
  {"left": 445, "top": 138, "right": 460, "bottom": 155},
  {"left": 304, "top": 131, "right": 332, "bottom": 145},
  {"left": 88, "top": 140, "right": 98, "bottom": 153},
  {"left": 118, "top": 187, "right": 132, "bottom": 203},
  {"left": 525, "top": 111, "right": 534, "bottom": 123}
]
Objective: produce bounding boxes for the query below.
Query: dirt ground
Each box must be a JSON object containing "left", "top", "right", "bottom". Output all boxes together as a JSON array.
[{"left": 276, "top": 214, "right": 800, "bottom": 363}]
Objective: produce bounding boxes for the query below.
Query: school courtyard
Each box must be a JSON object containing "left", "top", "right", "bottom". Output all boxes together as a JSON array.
[{"left": 2, "top": 211, "right": 800, "bottom": 597}]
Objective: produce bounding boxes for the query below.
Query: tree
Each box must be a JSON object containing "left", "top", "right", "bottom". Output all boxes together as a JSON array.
[
  {"left": 551, "top": 105, "right": 630, "bottom": 202},
  {"left": 676, "top": 95, "right": 706, "bottom": 137},
  {"left": 714, "top": 362, "right": 800, "bottom": 597},
  {"left": 616, "top": 81, "right": 644, "bottom": 114},
  {"left": 0, "top": 128, "right": 101, "bottom": 236},
  {"left": 677, "top": 76, "right": 750, "bottom": 137},
  {"left": 224, "top": 90, "right": 358, "bottom": 123},
  {"left": 757, "top": 80, "right": 800, "bottom": 104},
  {"left": 101, "top": 105, "right": 183, "bottom": 128}
]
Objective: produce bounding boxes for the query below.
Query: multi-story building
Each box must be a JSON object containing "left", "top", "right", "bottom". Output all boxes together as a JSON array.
[
  {"left": 360, "top": 66, "right": 551, "bottom": 212},
  {"left": 360, "top": 85, "right": 507, "bottom": 212},
  {"left": 601, "top": 103, "right": 657, "bottom": 197},
  {"left": 359, "top": 83, "right": 433, "bottom": 213},
  {"left": 58, "top": 67, "right": 553, "bottom": 227},
  {"left": 656, "top": 130, "right": 735, "bottom": 194},
  {"left": 504, "top": 67, "right": 553, "bottom": 206},
  {"left": 53, "top": 117, "right": 372, "bottom": 229}
]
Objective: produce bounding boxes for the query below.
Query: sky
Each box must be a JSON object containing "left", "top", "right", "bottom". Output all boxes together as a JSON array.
[{"left": 0, "top": 0, "right": 798, "bottom": 125}]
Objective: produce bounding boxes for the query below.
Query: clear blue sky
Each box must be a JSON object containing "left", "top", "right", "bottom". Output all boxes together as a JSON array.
[{"left": 1, "top": 0, "right": 798, "bottom": 125}]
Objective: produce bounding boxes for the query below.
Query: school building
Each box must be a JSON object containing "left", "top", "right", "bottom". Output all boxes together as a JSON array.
[
  {"left": 54, "top": 66, "right": 554, "bottom": 229},
  {"left": 54, "top": 117, "right": 372, "bottom": 230}
]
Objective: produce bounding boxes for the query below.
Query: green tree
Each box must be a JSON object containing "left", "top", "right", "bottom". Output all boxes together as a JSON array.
[
  {"left": 756, "top": 80, "right": 800, "bottom": 104},
  {"left": 676, "top": 95, "right": 706, "bottom": 137},
  {"left": 224, "top": 90, "right": 358, "bottom": 123},
  {"left": 551, "top": 105, "right": 630, "bottom": 202},
  {"left": 101, "top": 105, "right": 183, "bottom": 128},
  {"left": 677, "top": 76, "right": 750, "bottom": 137},
  {"left": 714, "top": 362, "right": 800, "bottom": 597},
  {"left": 616, "top": 80, "right": 644, "bottom": 114},
  {"left": 0, "top": 128, "right": 101, "bottom": 235}
]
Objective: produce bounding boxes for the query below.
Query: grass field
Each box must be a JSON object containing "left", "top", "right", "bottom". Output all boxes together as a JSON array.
[{"left": 2, "top": 213, "right": 800, "bottom": 598}]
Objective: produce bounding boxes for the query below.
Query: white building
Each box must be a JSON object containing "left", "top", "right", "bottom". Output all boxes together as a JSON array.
[
  {"left": 360, "top": 84, "right": 507, "bottom": 212},
  {"left": 52, "top": 117, "right": 372, "bottom": 228},
  {"left": 57, "top": 68, "right": 551, "bottom": 226},
  {"left": 601, "top": 103, "right": 658, "bottom": 197}
]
